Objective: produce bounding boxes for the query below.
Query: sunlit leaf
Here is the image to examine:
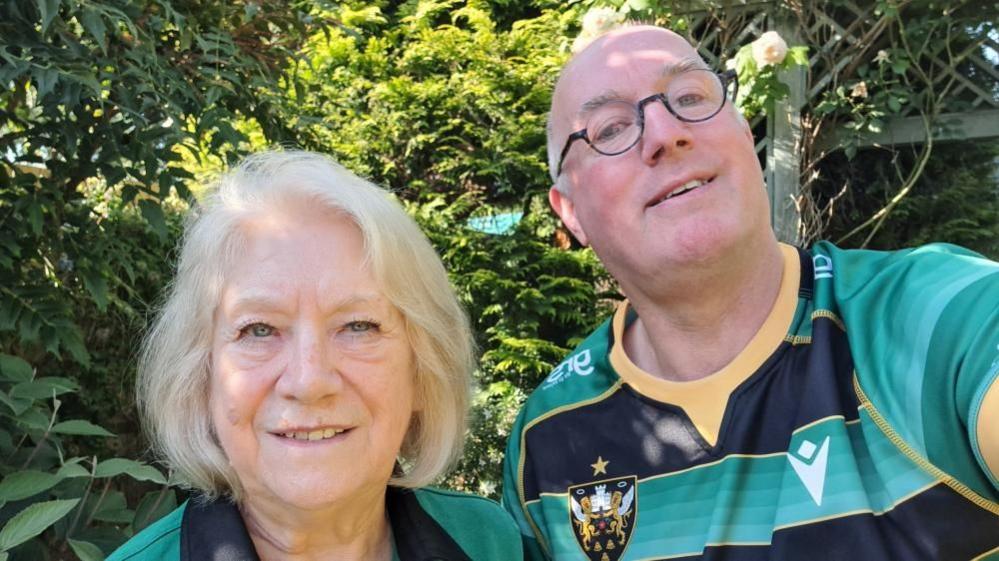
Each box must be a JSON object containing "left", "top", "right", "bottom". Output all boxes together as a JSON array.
[
  {"left": 0, "top": 499, "right": 79, "bottom": 551},
  {"left": 94, "top": 459, "right": 166, "bottom": 485},
  {"left": 0, "top": 471, "right": 63, "bottom": 502}
]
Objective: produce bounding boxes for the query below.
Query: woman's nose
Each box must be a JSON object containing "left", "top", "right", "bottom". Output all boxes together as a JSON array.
[{"left": 276, "top": 328, "right": 343, "bottom": 401}]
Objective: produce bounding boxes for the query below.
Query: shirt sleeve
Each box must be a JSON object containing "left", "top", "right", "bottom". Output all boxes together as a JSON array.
[
  {"left": 957, "top": 280, "right": 999, "bottom": 489},
  {"left": 822, "top": 242, "right": 999, "bottom": 498}
]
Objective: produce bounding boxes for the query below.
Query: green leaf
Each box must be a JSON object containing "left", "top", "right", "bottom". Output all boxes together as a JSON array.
[
  {"left": 56, "top": 460, "right": 91, "bottom": 479},
  {"left": 133, "top": 489, "right": 176, "bottom": 532},
  {"left": 39, "top": 0, "right": 61, "bottom": 34},
  {"left": 138, "top": 200, "right": 167, "bottom": 240},
  {"left": 89, "top": 490, "right": 130, "bottom": 523},
  {"left": 16, "top": 407, "right": 51, "bottom": 432},
  {"left": 94, "top": 459, "right": 166, "bottom": 485},
  {"left": 0, "top": 393, "right": 18, "bottom": 414},
  {"left": 2, "top": 395, "right": 32, "bottom": 416},
  {"left": 36, "top": 69, "right": 59, "bottom": 99},
  {"left": 79, "top": 8, "right": 107, "bottom": 52},
  {"left": 79, "top": 269, "right": 109, "bottom": 312},
  {"left": 68, "top": 539, "right": 104, "bottom": 561},
  {"left": 0, "top": 471, "right": 63, "bottom": 502},
  {"left": 243, "top": 2, "right": 260, "bottom": 20},
  {"left": 10, "top": 377, "right": 78, "bottom": 400},
  {"left": 51, "top": 420, "right": 114, "bottom": 437},
  {"left": 26, "top": 202, "right": 43, "bottom": 236},
  {"left": 0, "top": 498, "right": 79, "bottom": 551},
  {"left": 59, "top": 328, "right": 90, "bottom": 367},
  {"left": 787, "top": 46, "right": 809, "bottom": 66},
  {"left": 0, "top": 355, "right": 33, "bottom": 382},
  {"left": 92, "top": 507, "right": 132, "bottom": 524}
]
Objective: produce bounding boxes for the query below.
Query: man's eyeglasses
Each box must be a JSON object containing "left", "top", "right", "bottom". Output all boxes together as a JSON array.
[{"left": 555, "top": 69, "right": 738, "bottom": 177}]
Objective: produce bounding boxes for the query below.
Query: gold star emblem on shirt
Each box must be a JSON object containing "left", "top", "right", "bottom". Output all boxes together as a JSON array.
[{"left": 590, "top": 456, "right": 609, "bottom": 476}]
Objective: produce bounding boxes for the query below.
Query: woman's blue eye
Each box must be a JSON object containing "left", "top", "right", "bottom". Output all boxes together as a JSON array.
[
  {"left": 346, "top": 320, "right": 378, "bottom": 333},
  {"left": 244, "top": 323, "right": 274, "bottom": 338}
]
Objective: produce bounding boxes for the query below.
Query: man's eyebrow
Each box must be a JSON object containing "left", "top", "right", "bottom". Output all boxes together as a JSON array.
[
  {"left": 576, "top": 59, "right": 709, "bottom": 116},
  {"left": 661, "top": 59, "right": 708, "bottom": 78},
  {"left": 578, "top": 90, "right": 625, "bottom": 115}
]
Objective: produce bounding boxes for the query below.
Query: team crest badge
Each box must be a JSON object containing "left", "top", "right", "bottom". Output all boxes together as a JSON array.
[{"left": 568, "top": 476, "right": 637, "bottom": 561}]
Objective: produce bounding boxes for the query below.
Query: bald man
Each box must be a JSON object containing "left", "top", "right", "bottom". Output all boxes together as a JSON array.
[{"left": 501, "top": 25, "right": 999, "bottom": 561}]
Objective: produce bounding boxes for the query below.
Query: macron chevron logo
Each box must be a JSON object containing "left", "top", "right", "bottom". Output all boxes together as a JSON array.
[{"left": 787, "top": 435, "right": 831, "bottom": 506}]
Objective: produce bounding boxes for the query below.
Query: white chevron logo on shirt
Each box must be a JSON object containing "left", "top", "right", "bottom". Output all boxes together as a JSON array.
[{"left": 787, "top": 435, "right": 831, "bottom": 506}]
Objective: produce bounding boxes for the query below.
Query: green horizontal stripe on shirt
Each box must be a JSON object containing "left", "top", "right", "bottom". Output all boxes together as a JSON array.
[{"left": 528, "top": 414, "right": 936, "bottom": 558}]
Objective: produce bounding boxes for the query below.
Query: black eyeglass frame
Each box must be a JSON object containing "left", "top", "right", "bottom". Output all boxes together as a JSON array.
[{"left": 555, "top": 69, "right": 739, "bottom": 177}]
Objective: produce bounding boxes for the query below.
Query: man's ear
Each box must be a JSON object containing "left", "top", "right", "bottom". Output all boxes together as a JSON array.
[{"left": 548, "top": 185, "right": 589, "bottom": 247}]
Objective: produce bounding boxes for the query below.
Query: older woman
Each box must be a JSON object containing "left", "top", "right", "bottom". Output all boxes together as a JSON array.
[{"left": 108, "top": 151, "right": 521, "bottom": 561}]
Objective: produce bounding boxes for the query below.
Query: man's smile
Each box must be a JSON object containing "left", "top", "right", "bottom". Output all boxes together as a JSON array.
[{"left": 646, "top": 176, "right": 715, "bottom": 208}]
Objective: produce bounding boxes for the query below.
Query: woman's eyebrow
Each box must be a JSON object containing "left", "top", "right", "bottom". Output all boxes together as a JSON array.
[{"left": 222, "top": 292, "right": 384, "bottom": 315}]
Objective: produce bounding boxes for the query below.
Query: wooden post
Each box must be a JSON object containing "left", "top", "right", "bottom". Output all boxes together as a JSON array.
[{"left": 765, "top": 17, "right": 805, "bottom": 245}]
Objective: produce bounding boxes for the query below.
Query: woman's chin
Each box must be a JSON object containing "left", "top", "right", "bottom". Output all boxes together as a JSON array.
[{"left": 239, "top": 460, "right": 392, "bottom": 514}]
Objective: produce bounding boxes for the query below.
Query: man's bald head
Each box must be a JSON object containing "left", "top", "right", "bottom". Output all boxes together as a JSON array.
[{"left": 546, "top": 26, "right": 707, "bottom": 189}]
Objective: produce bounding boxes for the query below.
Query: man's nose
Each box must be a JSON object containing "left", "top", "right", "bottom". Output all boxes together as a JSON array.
[
  {"left": 639, "top": 97, "right": 694, "bottom": 165},
  {"left": 277, "top": 328, "right": 343, "bottom": 401}
]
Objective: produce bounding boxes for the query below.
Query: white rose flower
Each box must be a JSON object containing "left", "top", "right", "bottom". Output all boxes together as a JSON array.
[
  {"left": 572, "top": 8, "right": 624, "bottom": 53},
  {"left": 850, "top": 81, "right": 868, "bottom": 98},
  {"left": 751, "top": 31, "right": 789, "bottom": 67},
  {"left": 581, "top": 7, "right": 620, "bottom": 36}
]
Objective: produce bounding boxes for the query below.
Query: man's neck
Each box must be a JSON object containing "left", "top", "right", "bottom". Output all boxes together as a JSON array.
[{"left": 621, "top": 239, "right": 786, "bottom": 382}]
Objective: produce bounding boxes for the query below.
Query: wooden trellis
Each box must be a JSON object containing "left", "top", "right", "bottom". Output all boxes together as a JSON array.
[{"left": 677, "top": 1, "right": 999, "bottom": 244}]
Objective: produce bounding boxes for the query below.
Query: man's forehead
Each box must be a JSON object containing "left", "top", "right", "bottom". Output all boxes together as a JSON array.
[
  {"left": 576, "top": 58, "right": 706, "bottom": 112},
  {"left": 552, "top": 28, "right": 703, "bottom": 122},
  {"left": 562, "top": 28, "right": 697, "bottom": 79}
]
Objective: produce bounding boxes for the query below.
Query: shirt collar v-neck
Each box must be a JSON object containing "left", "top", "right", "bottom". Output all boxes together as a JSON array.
[
  {"left": 180, "top": 487, "right": 471, "bottom": 561},
  {"left": 608, "top": 243, "right": 803, "bottom": 446}
]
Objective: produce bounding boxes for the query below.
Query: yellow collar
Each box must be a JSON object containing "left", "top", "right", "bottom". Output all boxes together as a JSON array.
[{"left": 608, "top": 243, "right": 801, "bottom": 446}]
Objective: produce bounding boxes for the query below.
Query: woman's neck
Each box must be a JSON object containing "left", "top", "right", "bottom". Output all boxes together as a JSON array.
[{"left": 240, "top": 486, "right": 394, "bottom": 561}]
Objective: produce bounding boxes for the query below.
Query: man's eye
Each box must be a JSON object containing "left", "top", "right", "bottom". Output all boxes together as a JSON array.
[
  {"left": 675, "top": 92, "right": 707, "bottom": 107},
  {"left": 593, "top": 119, "right": 633, "bottom": 142},
  {"left": 240, "top": 323, "right": 274, "bottom": 338}
]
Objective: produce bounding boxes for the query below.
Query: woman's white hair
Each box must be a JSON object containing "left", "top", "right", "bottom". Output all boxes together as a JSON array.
[{"left": 137, "top": 150, "right": 473, "bottom": 500}]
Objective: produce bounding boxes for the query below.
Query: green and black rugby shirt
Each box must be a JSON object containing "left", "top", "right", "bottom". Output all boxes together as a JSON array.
[{"left": 503, "top": 242, "right": 999, "bottom": 561}]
